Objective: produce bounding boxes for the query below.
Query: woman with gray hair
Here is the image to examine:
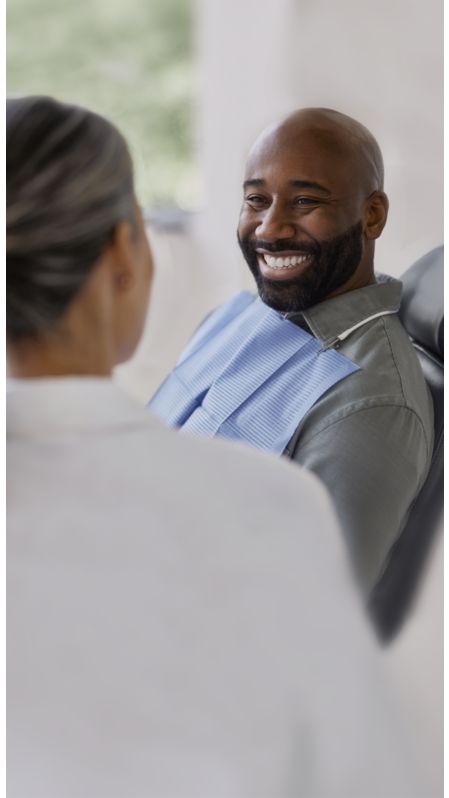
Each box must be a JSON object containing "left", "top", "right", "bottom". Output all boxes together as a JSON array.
[
  {"left": 7, "top": 95, "right": 152, "bottom": 370},
  {"left": 7, "top": 98, "right": 429, "bottom": 798}
]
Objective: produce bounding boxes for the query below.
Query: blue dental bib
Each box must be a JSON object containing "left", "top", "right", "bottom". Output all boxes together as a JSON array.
[{"left": 149, "top": 291, "right": 359, "bottom": 454}]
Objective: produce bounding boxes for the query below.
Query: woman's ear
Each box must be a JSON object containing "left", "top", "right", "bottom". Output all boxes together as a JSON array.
[
  {"left": 109, "top": 221, "right": 136, "bottom": 293},
  {"left": 363, "top": 191, "right": 389, "bottom": 240}
]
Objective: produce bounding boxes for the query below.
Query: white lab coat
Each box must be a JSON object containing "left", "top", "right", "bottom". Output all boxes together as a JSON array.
[{"left": 7, "top": 377, "right": 429, "bottom": 797}]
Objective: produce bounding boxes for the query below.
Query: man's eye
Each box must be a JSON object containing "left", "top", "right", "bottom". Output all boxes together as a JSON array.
[
  {"left": 294, "top": 197, "right": 319, "bottom": 207},
  {"left": 245, "top": 195, "right": 269, "bottom": 206}
]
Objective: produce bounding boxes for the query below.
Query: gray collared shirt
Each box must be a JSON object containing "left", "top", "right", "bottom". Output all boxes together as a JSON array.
[{"left": 284, "top": 274, "right": 434, "bottom": 594}]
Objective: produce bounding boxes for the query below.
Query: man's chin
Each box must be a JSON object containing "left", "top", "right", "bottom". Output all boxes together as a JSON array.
[
  {"left": 252, "top": 268, "right": 321, "bottom": 313},
  {"left": 244, "top": 253, "right": 323, "bottom": 311},
  {"left": 256, "top": 278, "right": 316, "bottom": 313}
]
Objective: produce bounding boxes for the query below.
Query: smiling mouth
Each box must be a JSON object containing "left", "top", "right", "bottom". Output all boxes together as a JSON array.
[
  {"left": 256, "top": 252, "right": 313, "bottom": 278},
  {"left": 262, "top": 253, "right": 311, "bottom": 270}
]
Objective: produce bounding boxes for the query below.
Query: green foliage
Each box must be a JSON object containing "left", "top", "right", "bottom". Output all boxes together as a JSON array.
[{"left": 7, "top": 0, "right": 196, "bottom": 207}]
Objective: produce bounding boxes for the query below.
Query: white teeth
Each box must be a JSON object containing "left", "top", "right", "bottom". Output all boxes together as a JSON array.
[{"left": 263, "top": 254, "right": 309, "bottom": 270}]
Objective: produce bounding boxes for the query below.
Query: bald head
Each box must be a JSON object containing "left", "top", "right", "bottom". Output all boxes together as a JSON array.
[{"left": 249, "top": 107, "right": 384, "bottom": 196}]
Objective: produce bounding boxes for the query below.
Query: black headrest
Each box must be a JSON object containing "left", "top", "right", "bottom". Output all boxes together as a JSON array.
[{"left": 398, "top": 246, "right": 444, "bottom": 359}]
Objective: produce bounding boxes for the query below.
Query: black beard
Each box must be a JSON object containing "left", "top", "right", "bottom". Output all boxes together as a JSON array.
[{"left": 238, "top": 221, "right": 364, "bottom": 313}]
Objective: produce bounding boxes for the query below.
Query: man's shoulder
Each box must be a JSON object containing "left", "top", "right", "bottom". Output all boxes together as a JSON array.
[
  {"left": 345, "top": 312, "right": 432, "bottom": 414},
  {"left": 292, "top": 311, "right": 434, "bottom": 450}
]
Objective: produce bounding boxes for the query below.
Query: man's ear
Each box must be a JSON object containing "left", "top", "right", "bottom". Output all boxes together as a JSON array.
[
  {"left": 363, "top": 191, "right": 389, "bottom": 240},
  {"left": 109, "top": 221, "right": 136, "bottom": 292}
]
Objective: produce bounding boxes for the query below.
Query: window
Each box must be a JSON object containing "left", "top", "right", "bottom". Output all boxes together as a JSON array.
[{"left": 7, "top": 0, "right": 198, "bottom": 209}]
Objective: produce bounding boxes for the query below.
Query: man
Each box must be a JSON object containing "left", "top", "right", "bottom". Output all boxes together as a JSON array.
[{"left": 150, "top": 108, "right": 434, "bottom": 598}]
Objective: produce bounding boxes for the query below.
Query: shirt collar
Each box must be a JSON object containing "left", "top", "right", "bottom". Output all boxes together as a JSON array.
[{"left": 285, "top": 274, "right": 402, "bottom": 347}]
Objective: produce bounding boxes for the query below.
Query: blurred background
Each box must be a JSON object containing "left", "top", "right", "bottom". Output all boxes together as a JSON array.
[
  {"left": 7, "top": 0, "right": 197, "bottom": 210},
  {"left": 7, "top": 0, "right": 443, "bottom": 402},
  {"left": 7, "top": 1, "right": 443, "bottom": 792}
]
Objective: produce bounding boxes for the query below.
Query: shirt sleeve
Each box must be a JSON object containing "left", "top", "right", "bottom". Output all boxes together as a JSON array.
[{"left": 291, "top": 403, "right": 432, "bottom": 593}]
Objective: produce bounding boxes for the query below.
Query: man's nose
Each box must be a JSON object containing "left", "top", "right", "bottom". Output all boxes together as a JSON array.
[{"left": 255, "top": 205, "right": 296, "bottom": 240}]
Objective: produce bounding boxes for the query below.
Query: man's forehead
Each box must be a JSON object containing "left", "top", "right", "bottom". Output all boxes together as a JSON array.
[
  {"left": 249, "top": 114, "right": 350, "bottom": 156},
  {"left": 244, "top": 109, "right": 383, "bottom": 192},
  {"left": 244, "top": 124, "right": 353, "bottom": 184}
]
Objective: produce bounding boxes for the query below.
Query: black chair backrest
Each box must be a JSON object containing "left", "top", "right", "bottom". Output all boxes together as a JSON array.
[{"left": 369, "top": 246, "right": 444, "bottom": 642}]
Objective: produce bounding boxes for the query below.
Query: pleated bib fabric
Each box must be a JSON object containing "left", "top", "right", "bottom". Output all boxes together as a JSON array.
[{"left": 149, "top": 291, "right": 360, "bottom": 454}]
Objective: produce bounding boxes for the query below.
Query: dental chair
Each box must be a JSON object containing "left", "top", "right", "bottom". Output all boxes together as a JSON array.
[{"left": 369, "top": 246, "right": 444, "bottom": 642}]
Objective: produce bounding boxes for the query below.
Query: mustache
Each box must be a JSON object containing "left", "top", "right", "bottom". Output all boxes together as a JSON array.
[{"left": 242, "top": 238, "right": 320, "bottom": 256}]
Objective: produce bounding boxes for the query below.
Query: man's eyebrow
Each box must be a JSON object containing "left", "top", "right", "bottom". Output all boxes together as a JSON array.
[
  {"left": 243, "top": 179, "right": 265, "bottom": 189},
  {"left": 243, "top": 178, "right": 331, "bottom": 195},
  {"left": 290, "top": 179, "right": 331, "bottom": 195}
]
